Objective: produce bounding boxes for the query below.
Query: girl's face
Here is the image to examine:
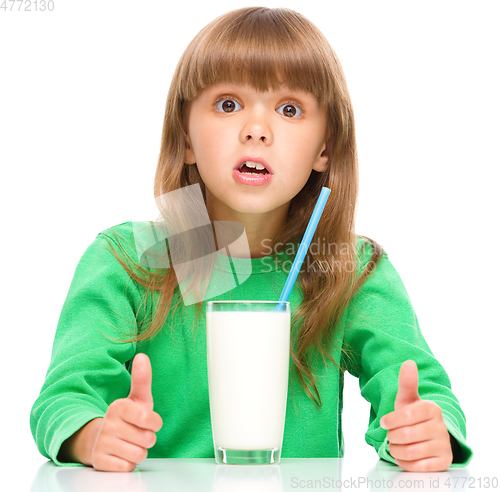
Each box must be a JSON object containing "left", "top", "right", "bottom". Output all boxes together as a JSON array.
[{"left": 184, "top": 82, "right": 329, "bottom": 223}]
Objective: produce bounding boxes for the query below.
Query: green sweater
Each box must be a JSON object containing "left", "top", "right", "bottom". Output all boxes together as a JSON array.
[{"left": 30, "top": 221, "right": 473, "bottom": 467}]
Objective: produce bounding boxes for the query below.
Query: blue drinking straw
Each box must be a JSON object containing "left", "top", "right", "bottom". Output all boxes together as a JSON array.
[{"left": 275, "top": 187, "right": 331, "bottom": 312}]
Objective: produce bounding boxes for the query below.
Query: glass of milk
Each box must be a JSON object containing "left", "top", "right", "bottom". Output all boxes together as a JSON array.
[{"left": 206, "top": 300, "right": 291, "bottom": 465}]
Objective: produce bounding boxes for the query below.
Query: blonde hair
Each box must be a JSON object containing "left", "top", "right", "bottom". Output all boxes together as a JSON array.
[{"left": 106, "top": 7, "right": 383, "bottom": 405}]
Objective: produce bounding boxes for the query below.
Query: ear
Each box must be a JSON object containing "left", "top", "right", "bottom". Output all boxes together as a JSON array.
[
  {"left": 312, "top": 139, "right": 332, "bottom": 173},
  {"left": 184, "top": 133, "right": 196, "bottom": 165}
]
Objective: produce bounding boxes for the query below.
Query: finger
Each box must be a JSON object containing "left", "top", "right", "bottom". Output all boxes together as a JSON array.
[
  {"left": 108, "top": 398, "right": 163, "bottom": 432},
  {"left": 110, "top": 418, "right": 158, "bottom": 449},
  {"left": 92, "top": 452, "right": 137, "bottom": 473},
  {"left": 386, "top": 419, "right": 441, "bottom": 445},
  {"left": 389, "top": 438, "right": 444, "bottom": 462},
  {"left": 109, "top": 439, "right": 149, "bottom": 465},
  {"left": 95, "top": 429, "right": 149, "bottom": 466},
  {"left": 381, "top": 399, "right": 441, "bottom": 430},
  {"left": 395, "top": 360, "right": 420, "bottom": 411},
  {"left": 394, "top": 456, "right": 452, "bottom": 473},
  {"left": 128, "top": 353, "right": 154, "bottom": 409}
]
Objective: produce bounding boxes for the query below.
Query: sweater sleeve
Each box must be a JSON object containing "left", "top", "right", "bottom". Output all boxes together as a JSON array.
[
  {"left": 343, "top": 245, "right": 473, "bottom": 468},
  {"left": 30, "top": 229, "right": 144, "bottom": 466}
]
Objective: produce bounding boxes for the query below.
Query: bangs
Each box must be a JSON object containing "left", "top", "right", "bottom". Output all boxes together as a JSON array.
[{"left": 177, "top": 7, "right": 336, "bottom": 106}]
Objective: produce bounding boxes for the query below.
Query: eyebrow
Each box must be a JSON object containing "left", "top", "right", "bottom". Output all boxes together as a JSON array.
[{"left": 207, "top": 84, "right": 317, "bottom": 104}]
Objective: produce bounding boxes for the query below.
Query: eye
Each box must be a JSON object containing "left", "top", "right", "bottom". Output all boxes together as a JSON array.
[
  {"left": 215, "top": 98, "right": 242, "bottom": 113},
  {"left": 277, "top": 103, "right": 303, "bottom": 118}
]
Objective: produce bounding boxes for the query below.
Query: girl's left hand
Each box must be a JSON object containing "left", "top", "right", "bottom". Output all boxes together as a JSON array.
[{"left": 380, "top": 360, "right": 454, "bottom": 472}]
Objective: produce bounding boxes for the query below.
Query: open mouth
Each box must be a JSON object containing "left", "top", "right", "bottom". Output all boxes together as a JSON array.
[{"left": 238, "top": 161, "right": 270, "bottom": 175}]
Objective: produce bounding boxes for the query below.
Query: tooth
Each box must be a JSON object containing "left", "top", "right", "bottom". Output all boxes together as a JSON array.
[{"left": 245, "top": 161, "right": 266, "bottom": 170}]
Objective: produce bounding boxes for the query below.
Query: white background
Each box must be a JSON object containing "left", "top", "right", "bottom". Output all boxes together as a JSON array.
[{"left": 1, "top": 0, "right": 498, "bottom": 488}]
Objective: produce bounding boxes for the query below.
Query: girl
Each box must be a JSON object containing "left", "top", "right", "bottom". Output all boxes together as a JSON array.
[{"left": 30, "top": 7, "right": 472, "bottom": 473}]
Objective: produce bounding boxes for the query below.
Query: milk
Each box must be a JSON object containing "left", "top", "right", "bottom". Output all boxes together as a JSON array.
[{"left": 207, "top": 310, "right": 291, "bottom": 451}]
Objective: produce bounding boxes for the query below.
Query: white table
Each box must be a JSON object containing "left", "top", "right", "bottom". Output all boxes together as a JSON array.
[{"left": 29, "top": 457, "right": 490, "bottom": 492}]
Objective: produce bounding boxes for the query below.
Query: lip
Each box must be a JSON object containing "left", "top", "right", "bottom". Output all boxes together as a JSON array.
[
  {"left": 233, "top": 168, "right": 273, "bottom": 186},
  {"left": 233, "top": 156, "right": 274, "bottom": 186},
  {"left": 234, "top": 156, "right": 274, "bottom": 175}
]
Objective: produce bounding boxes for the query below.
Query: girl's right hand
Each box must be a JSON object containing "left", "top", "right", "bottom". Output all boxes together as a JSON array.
[{"left": 91, "top": 353, "right": 163, "bottom": 472}]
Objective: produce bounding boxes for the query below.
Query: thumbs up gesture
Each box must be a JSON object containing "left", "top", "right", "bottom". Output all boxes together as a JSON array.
[
  {"left": 380, "top": 360, "right": 453, "bottom": 472},
  {"left": 91, "top": 353, "right": 163, "bottom": 472}
]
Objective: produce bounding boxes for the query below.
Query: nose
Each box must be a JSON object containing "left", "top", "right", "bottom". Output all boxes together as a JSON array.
[{"left": 239, "top": 111, "right": 273, "bottom": 145}]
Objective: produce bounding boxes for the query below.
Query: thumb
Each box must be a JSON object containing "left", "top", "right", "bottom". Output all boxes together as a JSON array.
[
  {"left": 128, "top": 353, "right": 154, "bottom": 410},
  {"left": 394, "top": 360, "right": 420, "bottom": 411}
]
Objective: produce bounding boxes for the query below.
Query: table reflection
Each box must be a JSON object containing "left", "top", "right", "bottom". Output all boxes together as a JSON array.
[
  {"left": 31, "top": 457, "right": 472, "bottom": 492},
  {"left": 365, "top": 460, "right": 472, "bottom": 492}
]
